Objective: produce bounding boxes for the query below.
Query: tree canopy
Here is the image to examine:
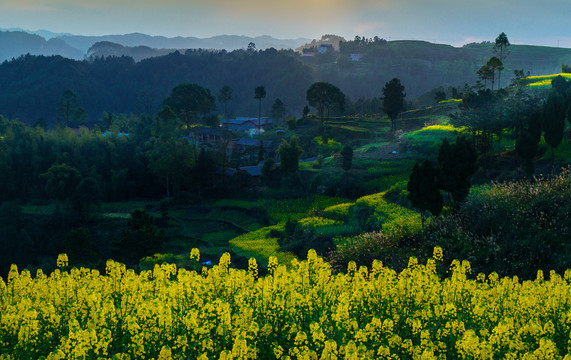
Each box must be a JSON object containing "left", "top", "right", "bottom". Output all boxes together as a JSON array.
[
  {"left": 306, "top": 82, "right": 346, "bottom": 132},
  {"left": 162, "top": 83, "right": 216, "bottom": 129},
  {"left": 382, "top": 78, "right": 406, "bottom": 134}
]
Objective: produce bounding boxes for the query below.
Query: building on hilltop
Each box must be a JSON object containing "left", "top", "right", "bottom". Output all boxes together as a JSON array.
[{"left": 318, "top": 44, "right": 334, "bottom": 54}]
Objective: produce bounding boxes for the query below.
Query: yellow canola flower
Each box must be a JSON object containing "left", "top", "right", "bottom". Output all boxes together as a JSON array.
[
  {"left": 190, "top": 248, "right": 200, "bottom": 262},
  {"left": 1, "top": 249, "right": 571, "bottom": 359}
]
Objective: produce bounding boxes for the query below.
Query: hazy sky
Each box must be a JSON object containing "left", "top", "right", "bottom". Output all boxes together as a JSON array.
[{"left": 1, "top": 0, "right": 570, "bottom": 47}]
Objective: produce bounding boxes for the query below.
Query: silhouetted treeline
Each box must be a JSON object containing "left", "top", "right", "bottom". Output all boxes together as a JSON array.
[
  {"left": 0, "top": 49, "right": 313, "bottom": 125},
  {"left": 2, "top": 41, "right": 571, "bottom": 126}
]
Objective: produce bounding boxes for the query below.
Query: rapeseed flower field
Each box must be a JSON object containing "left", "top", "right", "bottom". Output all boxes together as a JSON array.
[{"left": 1, "top": 249, "right": 571, "bottom": 359}]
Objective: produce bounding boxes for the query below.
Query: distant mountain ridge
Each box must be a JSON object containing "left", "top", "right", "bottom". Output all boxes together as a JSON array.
[
  {"left": 86, "top": 41, "right": 177, "bottom": 62},
  {"left": 59, "top": 33, "right": 310, "bottom": 53},
  {"left": 0, "top": 30, "right": 84, "bottom": 61},
  {"left": 0, "top": 28, "right": 310, "bottom": 61}
]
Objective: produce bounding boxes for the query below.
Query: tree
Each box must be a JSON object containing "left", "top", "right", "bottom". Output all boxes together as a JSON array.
[
  {"left": 193, "top": 147, "right": 216, "bottom": 190},
  {"left": 278, "top": 136, "right": 303, "bottom": 175},
  {"left": 163, "top": 83, "right": 216, "bottom": 131},
  {"left": 41, "top": 163, "right": 82, "bottom": 202},
  {"left": 382, "top": 78, "right": 406, "bottom": 136},
  {"left": 118, "top": 209, "right": 163, "bottom": 266},
  {"left": 257, "top": 141, "right": 265, "bottom": 164},
  {"left": 551, "top": 75, "right": 570, "bottom": 100},
  {"left": 493, "top": 32, "right": 510, "bottom": 88},
  {"left": 57, "top": 90, "right": 87, "bottom": 126},
  {"left": 271, "top": 98, "right": 286, "bottom": 125},
  {"left": 247, "top": 42, "right": 256, "bottom": 52},
  {"left": 477, "top": 64, "right": 494, "bottom": 88},
  {"left": 516, "top": 130, "right": 538, "bottom": 175},
  {"left": 341, "top": 145, "right": 353, "bottom": 184},
  {"left": 485, "top": 57, "right": 503, "bottom": 90},
  {"left": 341, "top": 145, "right": 353, "bottom": 172},
  {"left": 254, "top": 86, "right": 266, "bottom": 133},
  {"left": 306, "top": 82, "right": 345, "bottom": 135},
  {"left": 217, "top": 85, "right": 233, "bottom": 120},
  {"left": 147, "top": 106, "right": 196, "bottom": 197},
  {"left": 542, "top": 89, "right": 566, "bottom": 159},
  {"left": 72, "top": 177, "right": 102, "bottom": 224},
  {"left": 437, "top": 136, "right": 478, "bottom": 207},
  {"left": 407, "top": 159, "right": 443, "bottom": 226}
]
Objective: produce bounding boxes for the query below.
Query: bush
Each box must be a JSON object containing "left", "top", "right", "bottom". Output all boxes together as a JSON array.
[
  {"left": 313, "top": 136, "right": 342, "bottom": 157},
  {"left": 278, "top": 219, "right": 335, "bottom": 258},
  {"left": 328, "top": 231, "right": 413, "bottom": 272},
  {"left": 419, "top": 167, "right": 571, "bottom": 279}
]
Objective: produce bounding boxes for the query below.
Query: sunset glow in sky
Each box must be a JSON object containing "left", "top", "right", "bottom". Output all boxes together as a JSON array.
[{"left": 1, "top": 0, "right": 570, "bottom": 47}]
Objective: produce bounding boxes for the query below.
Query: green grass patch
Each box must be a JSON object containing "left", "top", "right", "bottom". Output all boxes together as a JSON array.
[
  {"left": 327, "top": 124, "right": 370, "bottom": 133},
  {"left": 298, "top": 216, "right": 343, "bottom": 229},
  {"left": 367, "top": 159, "right": 416, "bottom": 177},
  {"left": 229, "top": 223, "right": 296, "bottom": 267},
  {"left": 540, "top": 139, "right": 571, "bottom": 161},
  {"left": 322, "top": 203, "right": 354, "bottom": 221},
  {"left": 211, "top": 199, "right": 258, "bottom": 209},
  {"left": 404, "top": 123, "right": 466, "bottom": 155},
  {"left": 257, "top": 195, "right": 349, "bottom": 223},
  {"left": 356, "top": 192, "right": 421, "bottom": 235}
]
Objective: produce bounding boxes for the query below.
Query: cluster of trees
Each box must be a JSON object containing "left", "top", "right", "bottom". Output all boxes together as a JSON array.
[
  {"left": 452, "top": 73, "right": 570, "bottom": 172},
  {"left": 0, "top": 48, "right": 313, "bottom": 125},
  {"left": 339, "top": 36, "right": 388, "bottom": 55},
  {"left": 407, "top": 136, "right": 478, "bottom": 224}
]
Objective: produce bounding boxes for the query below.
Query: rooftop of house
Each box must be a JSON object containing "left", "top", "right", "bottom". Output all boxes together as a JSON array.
[{"left": 221, "top": 117, "right": 273, "bottom": 126}]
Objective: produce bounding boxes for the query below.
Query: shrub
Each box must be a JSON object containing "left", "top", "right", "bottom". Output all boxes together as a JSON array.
[
  {"left": 419, "top": 167, "right": 571, "bottom": 279},
  {"left": 328, "top": 231, "right": 412, "bottom": 272}
]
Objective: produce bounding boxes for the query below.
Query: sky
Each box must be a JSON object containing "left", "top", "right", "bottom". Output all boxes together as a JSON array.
[{"left": 1, "top": 0, "right": 570, "bottom": 48}]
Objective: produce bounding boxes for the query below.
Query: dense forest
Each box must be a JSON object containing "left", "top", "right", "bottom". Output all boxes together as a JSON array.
[
  {"left": 0, "top": 49, "right": 313, "bottom": 125},
  {"left": 2, "top": 39, "right": 571, "bottom": 126}
]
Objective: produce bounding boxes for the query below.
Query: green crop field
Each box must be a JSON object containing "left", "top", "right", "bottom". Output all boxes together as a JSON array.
[{"left": 524, "top": 73, "right": 571, "bottom": 88}]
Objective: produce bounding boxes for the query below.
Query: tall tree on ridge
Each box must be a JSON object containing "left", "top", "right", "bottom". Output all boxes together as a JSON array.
[
  {"left": 486, "top": 56, "right": 503, "bottom": 91},
  {"left": 493, "top": 32, "right": 510, "bottom": 89}
]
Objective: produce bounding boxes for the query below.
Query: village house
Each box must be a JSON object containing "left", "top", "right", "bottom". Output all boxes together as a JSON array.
[{"left": 220, "top": 117, "right": 273, "bottom": 132}]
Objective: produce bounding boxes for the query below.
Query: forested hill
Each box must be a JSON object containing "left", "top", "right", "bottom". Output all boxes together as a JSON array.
[
  {"left": 319, "top": 40, "right": 571, "bottom": 100},
  {"left": 0, "top": 31, "right": 84, "bottom": 62},
  {"left": 0, "top": 49, "right": 314, "bottom": 125},
  {"left": 1, "top": 40, "right": 571, "bottom": 125}
]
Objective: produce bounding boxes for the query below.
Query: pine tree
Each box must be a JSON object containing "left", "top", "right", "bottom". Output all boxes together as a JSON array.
[
  {"left": 407, "top": 159, "right": 442, "bottom": 226},
  {"left": 437, "top": 136, "right": 478, "bottom": 207},
  {"left": 543, "top": 89, "right": 566, "bottom": 159}
]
